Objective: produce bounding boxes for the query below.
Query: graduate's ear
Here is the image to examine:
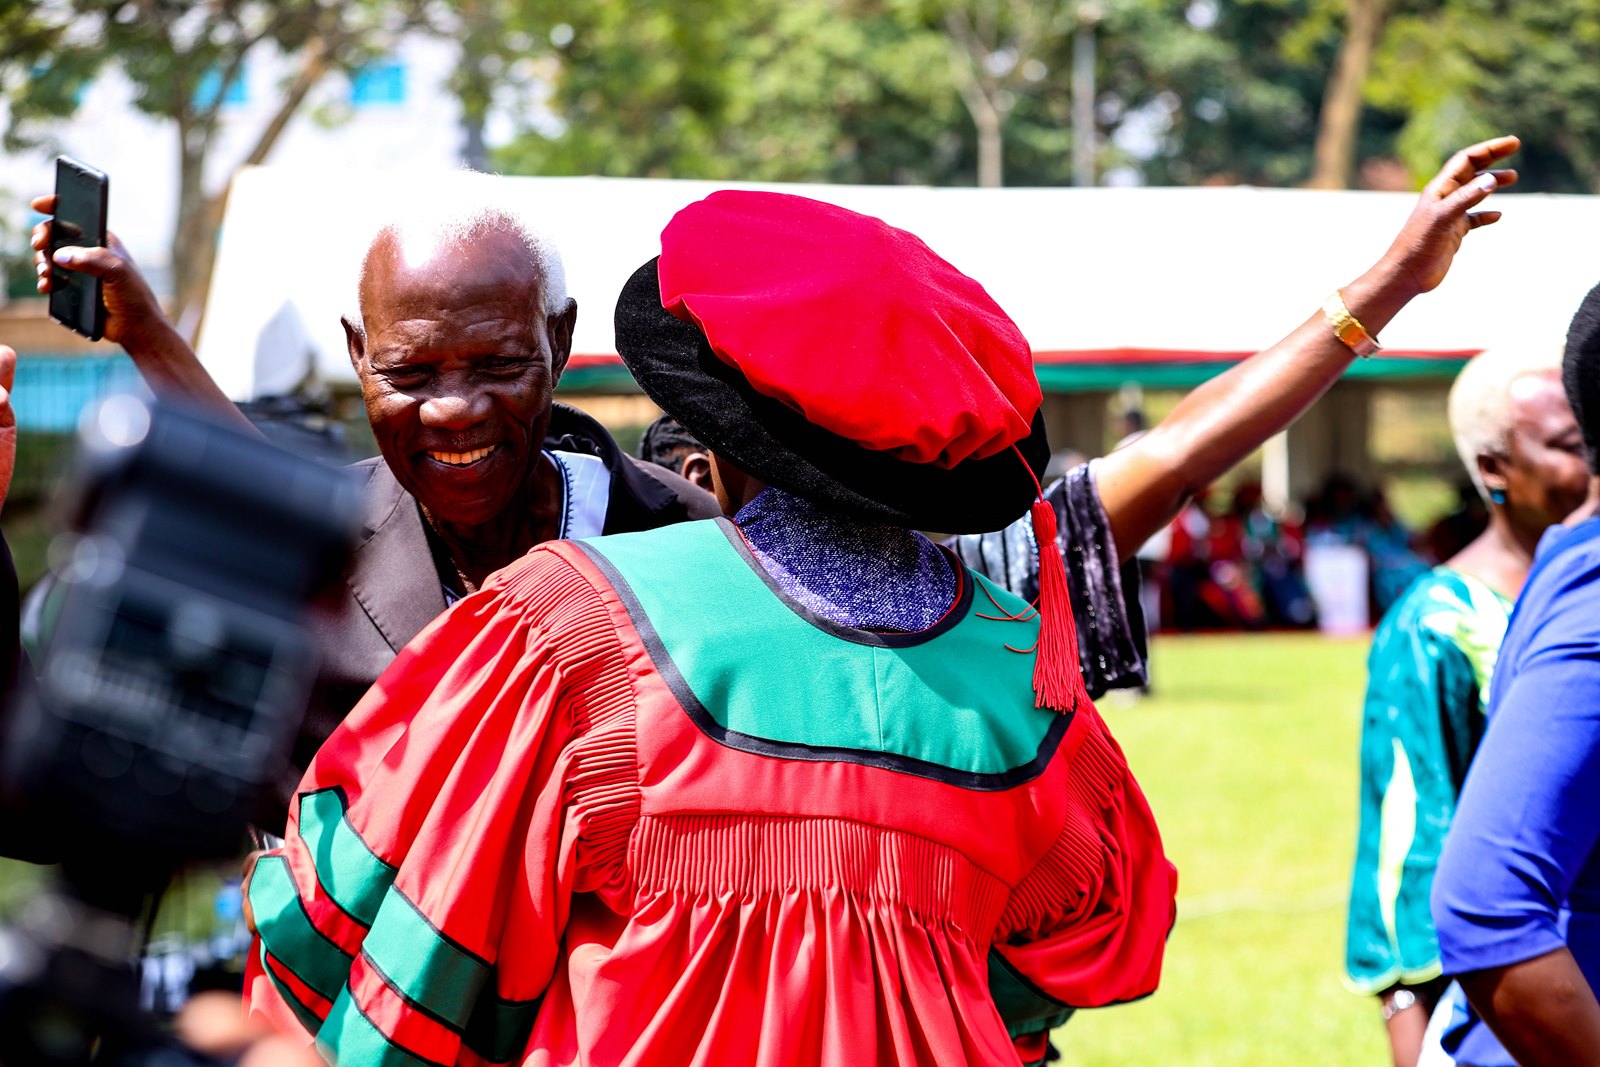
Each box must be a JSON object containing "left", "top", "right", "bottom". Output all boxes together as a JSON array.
[{"left": 680, "top": 451, "right": 713, "bottom": 493}]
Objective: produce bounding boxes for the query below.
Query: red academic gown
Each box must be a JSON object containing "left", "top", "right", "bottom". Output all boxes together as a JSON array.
[{"left": 245, "top": 518, "right": 1177, "bottom": 1065}]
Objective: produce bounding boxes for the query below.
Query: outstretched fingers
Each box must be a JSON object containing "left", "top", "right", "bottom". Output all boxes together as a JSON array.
[
  {"left": 1437, "top": 167, "right": 1514, "bottom": 234},
  {"left": 1449, "top": 171, "right": 1507, "bottom": 211},
  {"left": 1429, "top": 136, "right": 1521, "bottom": 198}
]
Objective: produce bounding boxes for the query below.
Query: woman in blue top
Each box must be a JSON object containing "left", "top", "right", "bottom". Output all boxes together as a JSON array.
[{"left": 1432, "top": 281, "right": 1600, "bottom": 1067}]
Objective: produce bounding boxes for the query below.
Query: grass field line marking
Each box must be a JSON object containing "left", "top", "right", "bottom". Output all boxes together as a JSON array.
[{"left": 1176, "top": 883, "right": 1347, "bottom": 921}]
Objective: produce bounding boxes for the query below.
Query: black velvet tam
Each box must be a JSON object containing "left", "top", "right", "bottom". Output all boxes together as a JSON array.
[{"left": 614, "top": 258, "right": 1050, "bottom": 534}]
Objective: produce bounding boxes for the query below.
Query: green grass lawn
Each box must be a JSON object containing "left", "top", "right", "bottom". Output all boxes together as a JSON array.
[
  {"left": 0, "top": 632, "right": 1383, "bottom": 1062},
  {"left": 1061, "top": 632, "right": 1384, "bottom": 1066}
]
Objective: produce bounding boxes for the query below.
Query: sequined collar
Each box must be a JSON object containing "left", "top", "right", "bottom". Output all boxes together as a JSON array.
[{"left": 733, "top": 487, "right": 956, "bottom": 632}]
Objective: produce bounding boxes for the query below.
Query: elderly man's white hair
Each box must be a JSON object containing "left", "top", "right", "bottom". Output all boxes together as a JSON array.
[
  {"left": 1448, "top": 346, "right": 1565, "bottom": 499},
  {"left": 353, "top": 203, "right": 569, "bottom": 324}
]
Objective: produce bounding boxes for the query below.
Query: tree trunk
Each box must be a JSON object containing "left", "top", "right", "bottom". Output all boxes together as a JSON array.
[
  {"left": 170, "top": 129, "right": 221, "bottom": 336},
  {"left": 168, "top": 37, "right": 331, "bottom": 335},
  {"left": 462, "top": 113, "right": 489, "bottom": 171},
  {"left": 974, "top": 98, "right": 1004, "bottom": 188},
  {"left": 1307, "top": 0, "right": 1388, "bottom": 189},
  {"left": 943, "top": 7, "right": 1009, "bottom": 188}
]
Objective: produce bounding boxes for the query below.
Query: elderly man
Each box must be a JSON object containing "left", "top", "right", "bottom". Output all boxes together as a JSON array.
[{"left": 31, "top": 199, "right": 717, "bottom": 824}]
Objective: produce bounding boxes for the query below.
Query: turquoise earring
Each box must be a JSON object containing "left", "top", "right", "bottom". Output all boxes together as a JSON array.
[{"left": 1489, "top": 488, "right": 1508, "bottom": 505}]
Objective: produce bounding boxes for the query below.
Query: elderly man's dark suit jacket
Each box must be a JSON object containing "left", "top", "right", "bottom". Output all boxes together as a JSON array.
[{"left": 270, "top": 404, "right": 718, "bottom": 827}]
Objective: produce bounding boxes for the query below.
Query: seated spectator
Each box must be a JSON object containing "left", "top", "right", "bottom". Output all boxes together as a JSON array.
[
  {"left": 1431, "top": 287, "right": 1600, "bottom": 1067},
  {"left": 1306, "top": 473, "right": 1372, "bottom": 547},
  {"left": 1164, "top": 490, "right": 1268, "bottom": 630},
  {"left": 1347, "top": 347, "right": 1589, "bottom": 1067},
  {"left": 1307, "top": 475, "right": 1429, "bottom": 621},
  {"left": 1230, "top": 482, "right": 1314, "bottom": 627}
]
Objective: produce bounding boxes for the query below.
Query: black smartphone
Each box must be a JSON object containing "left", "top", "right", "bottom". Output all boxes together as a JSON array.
[{"left": 48, "top": 156, "right": 109, "bottom": 342}]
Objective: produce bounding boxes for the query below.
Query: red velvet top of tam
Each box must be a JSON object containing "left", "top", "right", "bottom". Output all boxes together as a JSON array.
[{"left": 656, "top": 190, "right": 1042, "bottom": 469}]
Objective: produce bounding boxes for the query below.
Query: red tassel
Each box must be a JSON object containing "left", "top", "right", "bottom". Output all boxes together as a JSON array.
[{"left": 1030, "top": 497, "right": 1086, "bottom": 715}]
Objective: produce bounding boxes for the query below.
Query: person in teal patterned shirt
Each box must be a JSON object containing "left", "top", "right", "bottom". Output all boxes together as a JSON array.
[{"left": 1347, "top": 346, "right": 1592, "bottom": 1067}]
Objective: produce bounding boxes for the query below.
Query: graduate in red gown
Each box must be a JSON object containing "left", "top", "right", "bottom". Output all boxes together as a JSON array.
[{"left": 244, "top": 190, "right": 1177, "bottom": 1066}]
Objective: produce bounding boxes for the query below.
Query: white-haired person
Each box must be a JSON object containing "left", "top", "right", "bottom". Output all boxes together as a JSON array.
[
  {"left": 25, "top": 196, "right": 720, "bottom": 831},
  {"left": 1344, "top": 346, "right": 1591, "bottom": 1067}
]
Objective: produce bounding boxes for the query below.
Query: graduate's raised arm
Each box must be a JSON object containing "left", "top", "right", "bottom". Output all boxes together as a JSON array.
[{"left": 1095, "top": 136, "right": 1520, "bottom": 562}]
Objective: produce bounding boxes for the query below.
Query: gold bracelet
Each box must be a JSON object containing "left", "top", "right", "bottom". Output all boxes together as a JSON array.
[{"left": 1323, "top": 290, "right": 1380, "bottom": 359}]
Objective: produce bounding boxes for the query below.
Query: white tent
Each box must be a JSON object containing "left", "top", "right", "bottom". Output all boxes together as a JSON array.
[{"left": 198, "top": 165, "right": 1600, "bottom": 400}]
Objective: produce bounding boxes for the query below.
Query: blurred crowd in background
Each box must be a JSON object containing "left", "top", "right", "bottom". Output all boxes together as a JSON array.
[{"left": 1143, "top": 473, "right": 1485, "bottom": 633}]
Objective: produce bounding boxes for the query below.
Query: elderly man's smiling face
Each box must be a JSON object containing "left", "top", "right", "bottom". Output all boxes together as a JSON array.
[{"left": 344, "top": 226, "right": 576, "bottom": 528}]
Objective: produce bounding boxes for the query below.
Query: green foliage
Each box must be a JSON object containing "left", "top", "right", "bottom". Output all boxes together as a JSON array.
[
  {"left": 1100, "top": 0, "right": 1329, "bottom": 186},
  {"left": 0, "top": 1, "right": 424, "bottom": 148},
  {"left": 492, "top": 0, "right": 1600, "bottom": 194},
  {"left": 732, "top": 2, "right": 964, "bottom": 184},
  {"left": 494, "top": 0, "right": 964, "bottom": 183},
  {"left": 1369, "top": 0, "right": 1600, "bottom": 192},
  {"left": 491, "top": 0, "right": 1363, "bottom": 188},
  {"left": 0, "top": 0, "right": 440, "bottom": 312}
]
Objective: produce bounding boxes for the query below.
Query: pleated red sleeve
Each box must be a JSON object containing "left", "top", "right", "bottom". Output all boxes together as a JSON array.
[
  {"left": 988, "top": 707, "right": 1178, "bottom": 1059},
  {"left": 243, "top": 545, "right": 640, "bottom": 1065}
]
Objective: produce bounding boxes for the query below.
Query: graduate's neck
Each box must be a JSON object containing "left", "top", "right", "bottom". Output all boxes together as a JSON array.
[{"left": 710, "top": 454, "right": 767, "bottom": 517}]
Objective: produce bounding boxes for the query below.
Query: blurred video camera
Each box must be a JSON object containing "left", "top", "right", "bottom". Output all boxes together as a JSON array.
[{"left": 0, "top": 395, "right": 359, "bottom": 1065}]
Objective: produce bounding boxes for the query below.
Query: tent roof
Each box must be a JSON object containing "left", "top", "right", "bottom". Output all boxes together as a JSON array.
[{"left": 197, "top": 168, "right": 1599, "bottom": 399}]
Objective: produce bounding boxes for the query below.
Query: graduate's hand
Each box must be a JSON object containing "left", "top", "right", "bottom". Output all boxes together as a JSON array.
[
  {"left": 1373, "top": 135, "right": 1519, "bottom": 300},
  {"left": 1093, "top": 136, "right": 1521, "bottom": 563}
]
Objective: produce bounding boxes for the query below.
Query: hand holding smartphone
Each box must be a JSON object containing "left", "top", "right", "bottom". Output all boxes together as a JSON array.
[{"left": 48, "top": 156, "right": 109, "bottom": 341}]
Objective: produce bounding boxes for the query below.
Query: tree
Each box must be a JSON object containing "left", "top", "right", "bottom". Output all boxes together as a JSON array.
[
  {"left": 0, "top": 0, "right": 436, "bottom": 326},
  {"left": 494, "top": 0, "right": 1600, "bottom": 196},
  {"left": 1367, "top": 0, "right": 1600, "bottom": 193},
  {"left": 918, "top": 0, "right": 1074, "bottom": 187},
  {"left": 494, "top": 0, "right": 962, "bottom": 185},
  {"left": 1307, "top": 0, "right": 1391, "bottom": 188},
  {"left": 490, "top": 0, "right": 745, "bottom": 179}
]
